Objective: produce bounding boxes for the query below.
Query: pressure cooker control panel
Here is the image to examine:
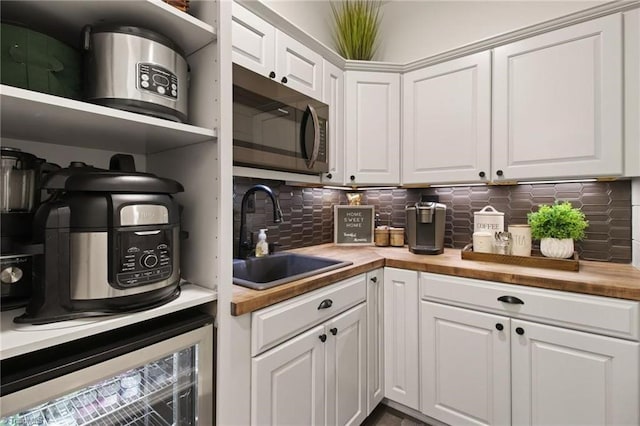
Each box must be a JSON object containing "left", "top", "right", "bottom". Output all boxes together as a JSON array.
[
  {"left": 114, "top": 228, "right": 173, "bottom": 288},
  {"left": 137, "top": 63, "right": 178, "bottom": 100}
]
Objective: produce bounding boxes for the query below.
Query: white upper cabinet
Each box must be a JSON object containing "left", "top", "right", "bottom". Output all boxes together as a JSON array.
[
  {"left": 275, "top": 31, "right": 323, "bottom": 101},
  {"left": 402, "top": 51, "right": 491, "bottom": 185},
  {"left": 231, "top": 1, "right": 276, "bottom": 78},
  {"left": 322, "top": 60, "right": 345, "bottom": 184},
  {"left": 624, "top": 9, "right": 640, "bottom": 177},
  {"left": 492, "top": 14, "right": 623, "bottom": 182},
  {"left": 345, "top": 71, "right": 401, "bottom": 185},
  {"left": 231, "top": 2, "right": 323, "bottom": 101}
]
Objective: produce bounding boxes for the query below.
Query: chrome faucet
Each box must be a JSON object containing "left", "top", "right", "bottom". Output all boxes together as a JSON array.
[{"left": 237, "top": 184, "right": 284, "bottom": 259}]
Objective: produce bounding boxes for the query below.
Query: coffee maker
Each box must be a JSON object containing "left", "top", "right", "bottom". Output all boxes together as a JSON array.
[
  {"left": 0, "top": 148, "right": 56, "bottom": 310},
  {"left": 406, "top": 195, "right": 446, "bottom": 255}
]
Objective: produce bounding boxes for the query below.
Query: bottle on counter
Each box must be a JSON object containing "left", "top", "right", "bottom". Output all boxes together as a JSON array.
[{"left": 255, "top": 229, "right": 269, "bottom": 257}]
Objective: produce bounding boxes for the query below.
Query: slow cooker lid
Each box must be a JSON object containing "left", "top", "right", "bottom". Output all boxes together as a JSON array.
[
  {"left": 43, "top": 163, "right": 183, "bottom": 194},
  {"left": 89, "top": 25, "right": 185, "bottom": 58}
]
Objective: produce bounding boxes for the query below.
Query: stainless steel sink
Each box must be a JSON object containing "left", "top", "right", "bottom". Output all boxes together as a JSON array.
[{"left": 232, "top": 252, "right": 353, "bottom": 290}]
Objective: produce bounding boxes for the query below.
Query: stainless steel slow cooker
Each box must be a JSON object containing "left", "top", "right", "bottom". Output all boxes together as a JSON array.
[{"left": 82, "top": 25, "right": 189, "bottom": 123}]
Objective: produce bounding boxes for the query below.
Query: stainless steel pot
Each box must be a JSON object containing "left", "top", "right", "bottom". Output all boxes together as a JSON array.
[{"left": 82, "top": 25, "right": 189, "bottom": 123}]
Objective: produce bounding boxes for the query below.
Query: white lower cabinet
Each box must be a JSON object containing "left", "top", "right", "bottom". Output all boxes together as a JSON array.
[
  {"left": 420, "top": 301, "right": 510, "bottom": 426},
  {"left": 420, "top": 272, "right": 640, "bottom": 426},
  {"left": 383, "top": 267, "right": 420, "bottom": 410},
  {"left": 366, "top": 269, "right": 385, "bottom": 414},
  {"left": 252, "top": 323, "right": 326, "bottom": 425},
  {"left": 251, "top": 275, "right": 368, "bottom": 426},
  {"left": 511, "top": 319, "right": 639, "bottom": 426}
]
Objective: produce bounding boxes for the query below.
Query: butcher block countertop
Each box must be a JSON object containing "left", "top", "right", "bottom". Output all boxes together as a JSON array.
[{"left": 231, "top": 244, "right": 640, "bottom": 316}]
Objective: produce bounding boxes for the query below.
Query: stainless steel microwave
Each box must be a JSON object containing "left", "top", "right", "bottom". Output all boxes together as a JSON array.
[{"left": 233, "top": 64, "right": 329, "bottom": 174}]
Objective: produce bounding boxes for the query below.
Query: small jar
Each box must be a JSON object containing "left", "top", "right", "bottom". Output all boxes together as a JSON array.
[
  {"left": 374, "top": 227, "right": 390, "bottom": 247},
  {"left": 473, "top": 231, "right": 493, "bottom": 253},
  {"left": 389, "top": 228, "right": 405, "bottom": 247}
]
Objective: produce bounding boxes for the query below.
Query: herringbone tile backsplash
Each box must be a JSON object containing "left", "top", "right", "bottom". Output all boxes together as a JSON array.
[{"left": 233, "top": 177, "right": 632, "bottom": 263}]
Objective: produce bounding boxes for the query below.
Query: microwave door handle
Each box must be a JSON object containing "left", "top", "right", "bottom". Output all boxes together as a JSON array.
[{"left": 306, "top": 104, "right": 320, "bottom": 168}]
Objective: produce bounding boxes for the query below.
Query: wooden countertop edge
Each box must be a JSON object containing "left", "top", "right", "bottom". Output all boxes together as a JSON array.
[
  {"left": 231, "top": 257, "right": 385, "bottom": 316},
  {"left": 231, "top": 245, "right": 640, "bottom": 316},
  {"left": 383, "top": 259, "right": 640, "bottom": 300}
]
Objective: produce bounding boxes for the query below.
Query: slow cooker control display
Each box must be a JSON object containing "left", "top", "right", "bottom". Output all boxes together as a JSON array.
[
  {"left": 137, "top": 63, "right": 178, "bottom": 100},
  {"left": 115, "top": 229, "right": 173, "bottom": 287}
]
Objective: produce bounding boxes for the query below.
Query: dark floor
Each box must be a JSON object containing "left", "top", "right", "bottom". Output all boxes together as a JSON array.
[{"left": 362, "top": 404, "right": 430, "bottom": 426}]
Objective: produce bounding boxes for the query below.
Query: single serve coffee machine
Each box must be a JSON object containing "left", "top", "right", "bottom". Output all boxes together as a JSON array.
[{"left": 406, "top": 195, "right": 446, "bottom": 254}]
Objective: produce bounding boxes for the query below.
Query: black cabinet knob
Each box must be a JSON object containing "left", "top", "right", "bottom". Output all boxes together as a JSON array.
[
  {"left": 330, "top": 327, "right": 338, "bottom": 335},
  {"left": 319, "top": 334, "right": 327, "bottom": 342},
  {"left": 317, "top": 299, "right": 333, "bottom": 310},
  {"left": 350, "top": 175, "right": 355, "bottom": 181},
  {"left": 495, "top": 323, "right": 504, "bottom": 331},
  {"left": 281, "top": 76, "right": 288, "bottom": 84},
  {"left": 497, "top": 295, "right": 524, "bottom": 305},
  {"left": 370, "top": 276, "right": 378, "bottom": 283},
  {"left": 496, "top": 169, "right": 504, "bottom": 176},
  {"left": 326, "top": 173, "right": 333, "bottom": 179},
  {"left": 479, "top": 171, "right": 486, "bottom": 178},
  {"left": 516, "top": 327, "right": 525, "bottom": 335},
  {"left": 269, "top": 71, "right": 276, "bottom": 78}
]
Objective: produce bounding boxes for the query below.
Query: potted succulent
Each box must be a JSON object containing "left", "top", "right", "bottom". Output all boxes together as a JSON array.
[
  {"left": 527, "top": 201, "right": 589, "bottom": 259},
  {"left": 330, "top": 0, "right": 382, "bottom": 60}
]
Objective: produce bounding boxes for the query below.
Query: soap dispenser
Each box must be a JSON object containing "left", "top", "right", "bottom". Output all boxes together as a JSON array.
[{"left": 255, "top": 229, "right": 269, "bottom": 257}]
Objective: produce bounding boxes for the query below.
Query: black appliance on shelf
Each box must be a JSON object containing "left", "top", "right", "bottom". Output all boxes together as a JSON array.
[
  {"left": 406, "top": 195, "right": 447, "bottom": 255},
  {"left": 14, "top": 156, "right": 185, "bottom": 324},
  {"left": 1, "top": 147, "right": 58, "bottom": 311}
]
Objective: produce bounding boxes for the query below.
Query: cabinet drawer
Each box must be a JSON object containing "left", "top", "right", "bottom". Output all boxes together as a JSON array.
[
  {"left": 251, "top": 274, "right": 366, "bottom": 355},
  {"left": 420, "top": 272, "right": 640, "bottom": 340}
]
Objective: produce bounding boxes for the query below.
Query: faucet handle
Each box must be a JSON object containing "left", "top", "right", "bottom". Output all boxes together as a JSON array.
[{"left": 268, "top": 242, "right": 281, "bottom": 253}]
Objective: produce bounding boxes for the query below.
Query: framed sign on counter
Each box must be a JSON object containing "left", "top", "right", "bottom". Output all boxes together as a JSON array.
[{"left": 334, "top": 205, "right": 375, "bottom": 245}]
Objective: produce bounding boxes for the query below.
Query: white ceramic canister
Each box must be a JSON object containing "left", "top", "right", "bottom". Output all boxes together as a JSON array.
[
  {"left": 474, "top": 205, "right": 504, "bottom": 233},
  {"left": 509, "top": 224, "right": 532, "bottom": 256},
  {"left": 473, "top": 231, "right": 494, "bottom": 253}
]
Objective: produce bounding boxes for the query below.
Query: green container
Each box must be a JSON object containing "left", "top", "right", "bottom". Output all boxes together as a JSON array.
[{"left": 1, "top": 23, "right": 82, "bottom": 99}]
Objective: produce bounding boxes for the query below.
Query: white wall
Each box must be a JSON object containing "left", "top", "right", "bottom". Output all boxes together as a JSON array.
[{"left": 261, "top": 0, "right": 608, "bottom": 63}]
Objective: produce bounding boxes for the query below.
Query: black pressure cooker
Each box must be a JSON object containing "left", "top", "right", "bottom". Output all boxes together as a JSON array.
[{"left": 15, "top": 156, "right": 185, "bottom": 324}]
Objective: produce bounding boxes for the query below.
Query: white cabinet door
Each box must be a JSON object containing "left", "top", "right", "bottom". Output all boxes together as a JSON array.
[
  {"left": 492, "top": 14, "right": 623, "bottom": 181},
  {"left": 326, "top": 304, "right": 367, "bottom": 426},
  {"left": 276, "top": 31, "right": 323, "bottom": 101},
  {"left": 252, "top": 324, "right": 326, "bottom": 426},
  {"left": 511, "top": 319, "right": 640, "bottom": 426},
  {"left": 345, "top": 71, "right": 401, "bottom": 185},
  {"left": 420, "top": 301, "right": 511, "bottom": 426},
  {"left": 403, "top": 51, "right": 491, "bottom": 185},
  {"left": 366, "top": 269, "right": 384, "bottom": 414},
  {"left": 624, "top": 9, "right": 640, "bottom": 177},
  {"left": 383, "top": 267, "right": 419, "bottom": 410},
  {"left": 231, "top": 1, "right": 276, "bottom": 78},
  {"left": 322, "top": 60, "right": 345, "bottom": 184}
]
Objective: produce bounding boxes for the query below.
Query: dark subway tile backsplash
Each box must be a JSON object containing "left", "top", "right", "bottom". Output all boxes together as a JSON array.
[{"left": 233, "top": 177, "right": 632, "bottom": 263}]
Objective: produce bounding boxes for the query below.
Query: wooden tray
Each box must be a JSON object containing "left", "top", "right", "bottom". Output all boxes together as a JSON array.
[{"left": 461, "top": 244, "right": 579, "bottom": 272}]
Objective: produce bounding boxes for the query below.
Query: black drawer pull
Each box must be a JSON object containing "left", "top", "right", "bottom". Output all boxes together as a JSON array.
[
  {"left": 370, "top": 276, "right": 378, "bottom": 283},
  {"left": 330, "top": 327, "right": 338, "bottom": 335},
  {"left": 318, "top": 299, "right": 333, "bottom": 310},
  {"left": 269, "top": 71, "right": 276, "bottom": 78},
  {"left": 497, "top": 295, "right": 524, "bottom": 305},
  {"left": 495, "top": 323, "right": 504, "bottom": 331},
  {"left": 516, "top": 327, "right": 525, "bottom": 335},
  {"left": 319, "top": 334, "right": 327, "bottom": 342}
]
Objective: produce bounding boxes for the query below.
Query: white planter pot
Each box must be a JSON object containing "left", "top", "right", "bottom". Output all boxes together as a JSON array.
[{"left": 540, "top": 238, "right": 574, "bottom": 259}]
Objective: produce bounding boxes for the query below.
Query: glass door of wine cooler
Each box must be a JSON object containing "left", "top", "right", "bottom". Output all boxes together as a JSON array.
[{"left": 0, "top": 322, "right": 213, "bottom": 426}]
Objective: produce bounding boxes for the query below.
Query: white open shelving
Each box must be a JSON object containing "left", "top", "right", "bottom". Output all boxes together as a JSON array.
[
  {"left": 1, "top": 85, "right": 216, "bottom": 155},
  {"left": 0, "top": 284, "right": 217, "bottom": 360}
]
